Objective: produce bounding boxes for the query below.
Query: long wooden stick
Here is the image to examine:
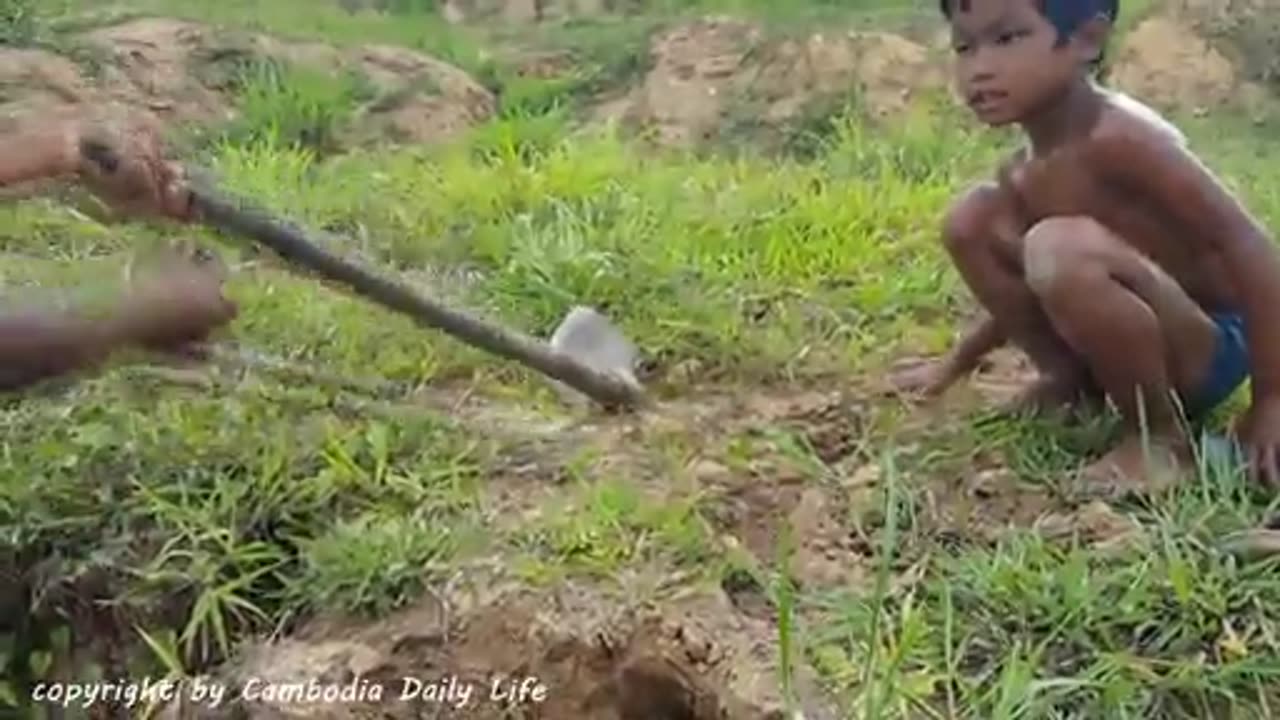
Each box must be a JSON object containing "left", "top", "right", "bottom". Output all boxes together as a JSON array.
[{"left": 187, "top": 189, "right": 646, "bottom": 410}]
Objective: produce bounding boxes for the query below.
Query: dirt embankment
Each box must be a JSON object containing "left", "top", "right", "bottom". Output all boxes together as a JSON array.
[
  {"left": 0, "top": 17, "right": 496, "bottom": 148},
  {"left": 587, "top": 5, "right": 1277, "bottom": 149},
  {"left": 592, "top": 17, "right": 948, "bottom": 147},
  {"left": 6, "top": 4, "right": 1274, "bottom": 160},
  {"left": 1107, "top": 1, "right": 1274, "bottom": 119}
]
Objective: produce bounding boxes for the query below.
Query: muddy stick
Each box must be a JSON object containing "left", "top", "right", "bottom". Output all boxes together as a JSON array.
[{"left": 185, "top": 188, "right": 645, "bottom": 410}]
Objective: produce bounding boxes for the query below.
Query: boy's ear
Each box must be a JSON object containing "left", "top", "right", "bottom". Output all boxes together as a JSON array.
[{"left": 1071, "top": 16, "right": 1111, "bottom": 64}]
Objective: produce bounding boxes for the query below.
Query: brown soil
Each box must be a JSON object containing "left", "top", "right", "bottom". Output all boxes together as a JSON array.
[
  {"left": 1110, "top": 15, "right": 1242, "bottom": 112},
  {"left": 1108, "top": 1, "right": 1276, "bottom": 119},
  {"left": 0, "top": 17, "right": 495, "bottom": 149},
  {"left": 597, "top": 18, "right": 947, "bottom": 147},
  {"left": 164, "top": 582, "right": 839, "bottom": 719}
]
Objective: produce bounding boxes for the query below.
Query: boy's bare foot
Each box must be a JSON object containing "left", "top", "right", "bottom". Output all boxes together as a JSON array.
[{"left": 1074, "top": 433, "right": 1190, "bottom": 500}]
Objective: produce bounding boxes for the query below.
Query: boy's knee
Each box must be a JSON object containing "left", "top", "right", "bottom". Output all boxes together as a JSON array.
[
  {"left": 941, "top": 182, "right": 1003, "bottom": 256},
  {"left": 1023, "top": 217, "right": 1104, "bottom": 296}
]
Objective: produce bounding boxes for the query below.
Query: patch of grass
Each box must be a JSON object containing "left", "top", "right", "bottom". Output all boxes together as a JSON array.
[
  {"left": 55, "top": 0, "right": 489, "bottom": 78},
  {"left": 808, "top": 444, "right": 1280, "bottom": 718},
  {"left": 490, "top": 16, "right": 658, "bottom": 117},
  {"left": 514, "top": 473, "right": 713, "bottom": 581},
  {"left": 0, "top": 0, "right": 38, "bottom": 45},
  {"left": 214, "top": 58, "right": 376, "bottom": 154},
  {"left": 290, "top": 510, "right": 458, "bottom": 618}
]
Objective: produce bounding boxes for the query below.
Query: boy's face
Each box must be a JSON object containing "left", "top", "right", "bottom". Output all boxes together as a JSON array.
[{"left": 946, "top": 0, "right": 1090, "bottom": 126}]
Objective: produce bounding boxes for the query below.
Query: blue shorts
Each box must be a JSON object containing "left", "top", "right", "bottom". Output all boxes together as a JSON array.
[{"left": 1182, "top": 312, "right": 1250, "bottom": 419}]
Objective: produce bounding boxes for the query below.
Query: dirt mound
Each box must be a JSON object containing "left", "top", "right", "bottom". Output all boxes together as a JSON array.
[
  {"left": 598, "top": 18, "right": 946, "bottom": 147},
  {"left": 0, "top": 48, "right": 98, "bottom": 118},
  {"left": 1108, "top": 4, "right": 1275, "bottom": 117},
  {"left": 1109, "top": 15, "right": 1240, "bottom": 111},
  {"left": 0, "top": 17, "right": 494, "bottom": 148},
  {"left": 165, "top": 584, "right": 837, "bottom": 719}
]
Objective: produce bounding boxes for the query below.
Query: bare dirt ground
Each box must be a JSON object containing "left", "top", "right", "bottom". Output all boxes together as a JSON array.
[{"left": 143, "top": 347, "right": 1150, "bottom": 719}]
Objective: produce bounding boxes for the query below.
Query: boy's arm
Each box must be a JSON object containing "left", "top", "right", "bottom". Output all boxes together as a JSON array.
[
  {"left": 1093, "top": 130, "right": 1280, "bottom": 481},
  {"left": 945, "top": 313, "right": 1005, "bottom": 378},
  {"left": 891, "top": 314, "right": 1005, "bottom": 396}
]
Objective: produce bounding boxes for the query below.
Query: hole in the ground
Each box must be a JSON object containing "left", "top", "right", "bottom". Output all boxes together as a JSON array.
[
  {"left": 720, "top": 567, "right": 773, "bottom": 619},
  {"left": 613, "top": 659, "right": 718, "bottom": 720}
]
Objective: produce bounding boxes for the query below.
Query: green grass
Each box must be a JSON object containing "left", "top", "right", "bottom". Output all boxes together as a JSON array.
[{"left": 4, "top": 0, "right": 1280, "bottom": 717}]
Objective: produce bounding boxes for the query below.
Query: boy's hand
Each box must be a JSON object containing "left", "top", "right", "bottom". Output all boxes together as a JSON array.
[
  {"left": 887, "top": 356, "right": 953, "bottom": 399},
  {"left": 113, "top": 255, "right": 238, "bottom": 354},
  {"left": 1238, "top": 399, "right": 1280, "bottom": 488},
  {"left": 71, "top": 109, "right": 195, "bottom": 223}
]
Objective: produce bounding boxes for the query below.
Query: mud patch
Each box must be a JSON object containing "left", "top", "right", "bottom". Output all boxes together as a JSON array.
[{"left": 186, "top": 584, "right": 838, "bottom": 719}]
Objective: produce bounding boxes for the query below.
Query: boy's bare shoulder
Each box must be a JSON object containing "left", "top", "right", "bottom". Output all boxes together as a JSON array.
[
  {"left": 1092, "top": 90, "right": 1186, "bottom": 145},
  {"left": 1083, "top": 90, "right": 1194, "bottom": 173}
]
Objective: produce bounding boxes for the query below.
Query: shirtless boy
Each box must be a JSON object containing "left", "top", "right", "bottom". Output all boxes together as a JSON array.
[
  {"left": 0, "top": 109, "right": 235, "bottom": 391},
  {"left": 891, "top": 0, "right": 1280, "bottom": 494}
]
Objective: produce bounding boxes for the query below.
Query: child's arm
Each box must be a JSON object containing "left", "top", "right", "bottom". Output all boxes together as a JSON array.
[
  {"left": 0, "top": 110, "right": 194, "bottom": 221},
  {"left": 943, "top": 313, "right": 1005, "bottom": 379},
  {"left": 0, "top": 258, "right": 236, "bottom": 392},
  {"left": 0, "top": 112, "right": 229, "bottom": 392},
  {"left": 890, "top": 314, "right": 1005, "bottom": 396},
  {"left": 0, "top": 124, "right": 78, "bottom": 188}
]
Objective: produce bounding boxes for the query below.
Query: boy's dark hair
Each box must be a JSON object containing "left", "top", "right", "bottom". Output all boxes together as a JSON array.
[{"left": 939, "top": 0, "right": 1119, "bottom": 58}]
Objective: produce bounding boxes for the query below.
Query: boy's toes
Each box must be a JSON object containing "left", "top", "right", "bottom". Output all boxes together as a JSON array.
[{"left": 1070, "top": 440, "right": 1187, "bottom": 502}]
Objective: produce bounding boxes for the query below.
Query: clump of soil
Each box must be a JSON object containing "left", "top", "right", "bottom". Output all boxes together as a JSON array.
[
  {"left": 169, "top": 584, "right": 838, "bottom": 719},
  {"left": 596, "top": 18, "right": 947, "bottom": 147},
  {"left": 0, "top": 17, "right": 495, "bottom": 148}
]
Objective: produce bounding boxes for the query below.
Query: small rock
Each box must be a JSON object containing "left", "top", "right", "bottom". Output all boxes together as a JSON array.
[
  {"left": 968, "top": 468, "right": 1015, "bottom": 499},
  {"left": 689, "top": 458, "right": 732, "bottom": 484},
  {"left": 677, "top": 624, "right": 713, "bottom": 665},
  {"left": 842, "top": 463, "right": 881, "bottom": 489},
  {"left": 670, "top": 358, "right": 704, "bottom": 384}
]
